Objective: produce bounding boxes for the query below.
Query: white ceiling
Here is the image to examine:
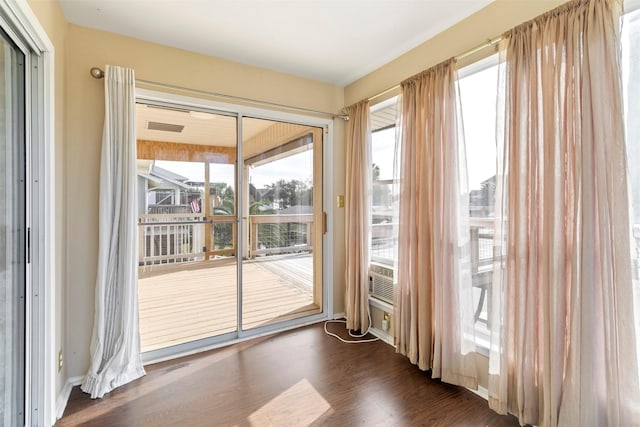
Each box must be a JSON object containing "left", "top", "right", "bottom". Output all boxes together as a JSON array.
[{"left": 58, "top": 0, "right": 494, "bottom": 86}]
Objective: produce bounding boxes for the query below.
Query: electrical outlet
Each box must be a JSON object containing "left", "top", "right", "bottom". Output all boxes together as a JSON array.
[
  {"left": 382, "top": 311, "right": 391, "bottom": 332},
  {"left": 57, "top": 350, "right": 63, "bottom": 372},
  {"left": 337, "top": 195, "right": 345, "bottom": 208}
]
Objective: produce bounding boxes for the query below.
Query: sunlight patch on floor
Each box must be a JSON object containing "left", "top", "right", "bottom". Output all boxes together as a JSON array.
[{"left": 246, "top": 378, "right": 332, "bottom": 426}]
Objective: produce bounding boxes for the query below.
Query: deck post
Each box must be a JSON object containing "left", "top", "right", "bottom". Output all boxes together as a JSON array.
[
  {"left": 193, "top": 223, "right": 203, "bottom": 260},
  {"left": 470, "top": 226, "right": 479, "bottom": 273},
  {"left": 204, "top": 162, "right": 212, "bottom": 258},
  {"left": 250, "top": 220, "right": 258, "bottom": 259},
  {"left": 138, "top": 223, "right": 145, "bottom": 266}
]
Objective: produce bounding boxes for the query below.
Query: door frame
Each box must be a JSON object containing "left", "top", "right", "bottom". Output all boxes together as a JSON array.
[
  {"left": 137, "top": 88, "right": 334, "bottom": 364},
  {"left": 0, "top": 0, "right": 55, "bottom": 425}
]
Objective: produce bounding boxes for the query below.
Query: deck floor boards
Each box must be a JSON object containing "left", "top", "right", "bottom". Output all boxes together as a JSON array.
[{"left": 138, "top": 254, "right": 317, "bottom": 352}]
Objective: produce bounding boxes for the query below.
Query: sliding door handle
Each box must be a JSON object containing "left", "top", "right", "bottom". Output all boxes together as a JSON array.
[{"left": 323, "top": 212, "right": 327, "bottom": 235}]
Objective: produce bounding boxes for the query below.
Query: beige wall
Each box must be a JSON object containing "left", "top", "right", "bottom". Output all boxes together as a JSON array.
[
  {"left": 27, "top": 0, "right": 68, "bottom": 398},
  {"left": 345, "top": 0, "right": 566, "bottom": 106},
  {"left": 63, "top": 24, "right": 346, "bottom": 377}
]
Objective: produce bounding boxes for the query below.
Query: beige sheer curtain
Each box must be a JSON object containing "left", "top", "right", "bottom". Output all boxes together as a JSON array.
[
  {"left": 394, "top": 59, "right": 477, "bottom": 388},
  {"left": 489, "top": 0, "right": 640, "bottom": 425},
  {"left": 345, "top": 100, "right": 372, "bottom": 332}
]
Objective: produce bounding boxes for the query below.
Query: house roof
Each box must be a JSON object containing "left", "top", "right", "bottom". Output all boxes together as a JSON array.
[
  {"left": 151, "top": 165, "right": 189, "bottom": 182},
  {"left": 139, "top": 166, "right": 195, "bottom": 191}
]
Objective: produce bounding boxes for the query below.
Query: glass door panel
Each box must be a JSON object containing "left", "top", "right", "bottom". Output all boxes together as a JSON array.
[
  {"left": 136, "top": 104, "right": 238, "bottom": 353},
  {"left": 241, "top": 118, "right": 323, "bottom": 331},
  {"left": 0, "top": 29, "right": 26, "bottom": 426}
]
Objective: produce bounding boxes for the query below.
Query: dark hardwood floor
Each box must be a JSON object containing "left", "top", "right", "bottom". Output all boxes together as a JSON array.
[{"left": 56, "top": 323, "right": 518, "bottom": 426}]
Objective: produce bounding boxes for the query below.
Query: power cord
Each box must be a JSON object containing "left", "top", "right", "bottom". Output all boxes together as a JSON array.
[{"left": 324, "top": 313, "right": 380, "bottom": 344}]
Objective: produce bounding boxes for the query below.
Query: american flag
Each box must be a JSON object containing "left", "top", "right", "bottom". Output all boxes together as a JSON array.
[{"left": 190, "top": 198, "right": 200, "bottom": 213}]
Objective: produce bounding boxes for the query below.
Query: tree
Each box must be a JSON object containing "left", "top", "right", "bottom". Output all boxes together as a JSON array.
[
  {"left": 263, "top": 179, "right": 311, "bottom": 209},
  {"left": 209, "top": 182, "right": 235, "bottom": 249},
  {"left": 210, "top": 182, "right": 235, "bottom": 215},
  {"left": 249, "top": 200, "right": 274, "bottom": 215}
]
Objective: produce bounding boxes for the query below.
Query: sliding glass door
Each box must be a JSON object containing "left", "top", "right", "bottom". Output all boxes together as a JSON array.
[
  {"left": 136, "top": 103, "right": 325, "bottom": 357},
  {"left": 0, "top": 28, "right": 26, "bottom": 426},
  {"left": 241, "top": 118, "right": 323, "bottom": 331}
]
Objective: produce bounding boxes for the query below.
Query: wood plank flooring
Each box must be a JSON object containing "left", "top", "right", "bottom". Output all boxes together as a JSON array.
[
  {"left": 139, "top": 256, "right": 317, "bottom": 352},
  {"left": 57, "top": 323, "right": 518, "bottom": 427}
]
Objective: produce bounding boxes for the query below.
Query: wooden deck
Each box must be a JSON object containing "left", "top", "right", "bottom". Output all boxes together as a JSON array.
[{"left": 138, "top": 254, "right": 318, "bottom": 353}]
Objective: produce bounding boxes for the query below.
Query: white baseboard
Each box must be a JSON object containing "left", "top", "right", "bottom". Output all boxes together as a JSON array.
[
  {"left": 368, "top": 327, "right": 394, "bottom": 347},
  {"left": 368, "top": 296, "right": 393, "bottom": 312},
  {"left": 56, "top": 375, "right": 84, "bottom": 420},
  {"left": 55, "top": 382, "right": 72, "bottom": 420},
  {"left": 333, "top": 312, "right": 345, "bottom": 320},
  {"left": 69, "top": 375, "right": 84, "bottom": 386},
  {"left": 468, "top": 384, "right": 489, "bottom": 401}
]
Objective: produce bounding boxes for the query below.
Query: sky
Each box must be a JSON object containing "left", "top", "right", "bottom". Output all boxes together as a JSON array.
[
  {"left": 371, "top": 63, "right": 498, "bottom": 192},
  {"left": 154, "top": 149, "right": 313, "bottom": 189},
  {"left": 458, "top": 62, "right": 499, "bottom": 191},
  {"left": 371, "top": 128, "right": 395, "bottom": 181}
]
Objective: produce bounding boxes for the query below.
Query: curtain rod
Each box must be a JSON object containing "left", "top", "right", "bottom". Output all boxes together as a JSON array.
[
  {"left": 89, "top": 67, "right": 349, "bottom": 121},
  {"left": 366, "top": 36, "right": 502, "bottom": 102}
]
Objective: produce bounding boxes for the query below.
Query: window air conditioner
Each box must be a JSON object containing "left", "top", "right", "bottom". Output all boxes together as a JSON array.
[{"left": 369, "top": 264, "right": 394, "bottom": 305}]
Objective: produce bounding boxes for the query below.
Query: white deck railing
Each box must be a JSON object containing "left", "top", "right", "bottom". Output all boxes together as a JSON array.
[
  {"left": 138, "top": 213, "right": 206, "bottom": 266},
  {"left": 138, "top": 213, "right": 315, "bottom": 266}
]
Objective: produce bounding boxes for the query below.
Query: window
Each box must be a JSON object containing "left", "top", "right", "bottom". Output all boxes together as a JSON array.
[
  {"left": 458, "top": 54, "right": 500, "bottom": 348},
  {"left": 452, "top": 8, "right": 640, "bottom": 357},
  {"left": 622, "top": 5, "right": 640, "bottom": 376},
  {"left": 370, "top": 97, "right": 398, "bottom": 265}
]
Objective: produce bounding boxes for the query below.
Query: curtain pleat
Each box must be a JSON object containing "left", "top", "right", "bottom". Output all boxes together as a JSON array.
[
  {"left": 345, "top": 100, "right": 372, "bottom": 332},
  {"left": 488, "top": 0, "right": 640, "bottom": 425},
  {"left": 81, "top": 65, "right": 145, "bottom": 399},
  {"left": 394, "top": 60, "right": 478, "bottom": 388}
]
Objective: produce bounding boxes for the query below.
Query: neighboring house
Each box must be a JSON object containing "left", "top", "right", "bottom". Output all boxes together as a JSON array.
[
  {"left": 469, "top": 175, "right": 496, "bottom": 217},
  {"left": 137, "top": 164, "right": 203, "bottom": 215}
]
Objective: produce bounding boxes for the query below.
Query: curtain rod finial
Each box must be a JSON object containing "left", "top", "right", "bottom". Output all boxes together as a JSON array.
[
  {"left": 337, "top": 108, "right": 349, "bottom": 121},
  {"left": 90, "top": 67, "right": 104, "bottom": 79}
]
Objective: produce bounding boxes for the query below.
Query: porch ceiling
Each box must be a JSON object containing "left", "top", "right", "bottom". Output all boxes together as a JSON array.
[
  {"left": 136, "top": 104, "right": 273, "bottom": 147},
  {"left": 136, "top": 104, "right": 317, "bottom": 165}
]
